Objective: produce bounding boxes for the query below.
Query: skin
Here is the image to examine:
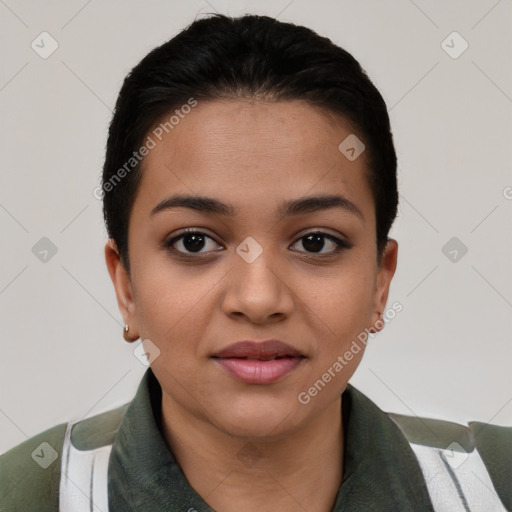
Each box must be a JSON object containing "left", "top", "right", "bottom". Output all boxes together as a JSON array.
[{"left": 105, "top": 98, "right": 398, "bottom": 512}]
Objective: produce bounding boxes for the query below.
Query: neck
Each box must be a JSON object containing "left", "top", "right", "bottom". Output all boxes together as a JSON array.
[{"left": 160, "top": 395, "right": 344, "bottom": 512}]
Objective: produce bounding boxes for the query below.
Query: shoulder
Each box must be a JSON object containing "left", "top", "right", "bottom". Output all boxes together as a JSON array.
[
  {"left": 389, "top": 411, "right": 512, "bottom": 460},
  {"left": 388, "top": 412, "right": 474, "bottom": 451},
  {"left": 389, "top": 412, "right": 512, "bottom": 511},
  {"left": 0, "top": 403, "right": 129, "bottom": 512},
  {"left": 0, "top": 421, "right": 66, "bottom": 512}
]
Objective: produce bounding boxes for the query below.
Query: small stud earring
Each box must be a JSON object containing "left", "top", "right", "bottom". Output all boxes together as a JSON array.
[{"left": 123, "top": 324, "right": 138, "bottom": 342}]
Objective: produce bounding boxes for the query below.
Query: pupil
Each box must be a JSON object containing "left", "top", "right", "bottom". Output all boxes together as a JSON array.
[
  {"left": 303, "top": 234, "right": 324, "bottom": 253},
  {"left": 183, "top": 233, "right": 205, "bottom": 252}
]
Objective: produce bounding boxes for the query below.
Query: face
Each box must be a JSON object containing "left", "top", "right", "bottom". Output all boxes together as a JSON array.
[{"left": 106, "top": 98, "right": 397, "bottom": 439}]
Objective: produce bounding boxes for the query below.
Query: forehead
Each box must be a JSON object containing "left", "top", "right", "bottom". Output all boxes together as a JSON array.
[{"left": 132, "top": 99, "right": 373, "bottom": 221}]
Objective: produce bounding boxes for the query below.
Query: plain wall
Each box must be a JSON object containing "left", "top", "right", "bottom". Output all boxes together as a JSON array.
[{"left": 1, "top": 0, "right": 511, "bottom": 454}]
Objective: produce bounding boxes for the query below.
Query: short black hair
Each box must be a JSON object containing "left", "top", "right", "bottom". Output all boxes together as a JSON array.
[{"left": 101, "top": 13, "right": 398, "bottom": 273}]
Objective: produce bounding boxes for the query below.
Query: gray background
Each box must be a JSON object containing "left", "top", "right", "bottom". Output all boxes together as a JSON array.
[{"left": 1, "top": 0, "right": 511, "bottom": 454}]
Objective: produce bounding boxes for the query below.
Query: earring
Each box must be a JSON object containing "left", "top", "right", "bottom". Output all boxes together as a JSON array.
[{"left": 123, "top": 324, "right": 138, "bottom": 342}]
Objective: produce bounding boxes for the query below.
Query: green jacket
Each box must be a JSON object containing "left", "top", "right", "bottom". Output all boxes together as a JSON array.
[{"left": 1, "top": 368, "right": 510, "bottom": 511}]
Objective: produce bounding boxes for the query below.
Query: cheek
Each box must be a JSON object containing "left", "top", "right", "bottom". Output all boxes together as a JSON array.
[
  {"left": 131, "top": 257, "right": 216, "bottom": 353},
  {"left": 307, "top": 264, "right": 375, "bottom": 326},
  {"left": 304, "top": 263, "right": 376, "bottom": 365}
]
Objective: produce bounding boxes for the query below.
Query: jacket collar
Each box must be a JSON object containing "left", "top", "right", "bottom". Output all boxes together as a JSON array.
[{"left": 108, "top": 368, "right": 434, "bottom": 511}]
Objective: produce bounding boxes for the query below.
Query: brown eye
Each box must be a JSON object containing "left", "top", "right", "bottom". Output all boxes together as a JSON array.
[
  {"left": 291, "top": 232, "right": 350, "bottom": 255},
  {"left": 165, "top": 230, "right": 222, "bottom": 255}
]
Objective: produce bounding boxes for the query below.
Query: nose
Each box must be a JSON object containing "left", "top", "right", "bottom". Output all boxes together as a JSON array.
[{"left": 221, "top": 245, "right": 294, "bottom": 325}]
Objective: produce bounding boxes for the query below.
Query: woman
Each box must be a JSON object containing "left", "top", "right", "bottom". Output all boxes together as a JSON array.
[{"left": 0, "top": 13, "right": 510, "bottom": 512}]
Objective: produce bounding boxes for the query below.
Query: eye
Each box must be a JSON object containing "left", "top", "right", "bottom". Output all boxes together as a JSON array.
[
  {"left": 164, "top": 229, "right": 222, "bottom": 255},
  {"left": 290, "top": 232, "right": 350, "bottom": 255},
  {"left": 164, "top": 229, "right": 350, "bottom": 258}
]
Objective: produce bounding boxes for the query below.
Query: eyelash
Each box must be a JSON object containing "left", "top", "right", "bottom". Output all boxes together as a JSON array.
[{"left": 163, "top": 228, "right": 351, "bottom": 258}]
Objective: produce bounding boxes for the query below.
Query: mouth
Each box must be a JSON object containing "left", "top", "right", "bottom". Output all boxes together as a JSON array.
[{"left": 211, "top": 340, "right": 306, "bottom": 384}]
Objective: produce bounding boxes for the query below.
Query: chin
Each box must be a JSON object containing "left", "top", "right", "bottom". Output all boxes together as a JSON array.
[{"left": 210, "top": 397, "right": 304, "bottom": 441}]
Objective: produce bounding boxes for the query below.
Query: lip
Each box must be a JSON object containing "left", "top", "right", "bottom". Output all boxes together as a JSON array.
[
  {"left": 213, "top": 340, "right": 304, "bottom": 359},
  {"left": 212, "top": 340, "right": 306, "bottom": 384}
]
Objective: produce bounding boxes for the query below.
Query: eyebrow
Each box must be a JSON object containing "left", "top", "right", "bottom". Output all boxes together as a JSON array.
[{"left": 150, "top": 194, "right": 363, "bottom": 220}]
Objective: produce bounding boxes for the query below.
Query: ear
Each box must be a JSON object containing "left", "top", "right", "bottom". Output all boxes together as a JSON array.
[
  {"left": 370, "top": 239, "right": 398, "bottom": 333},
  {"left": 104, "top": 239, "right": 139, "bottom": 338}
]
